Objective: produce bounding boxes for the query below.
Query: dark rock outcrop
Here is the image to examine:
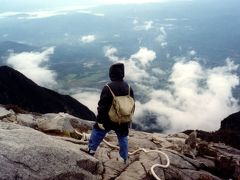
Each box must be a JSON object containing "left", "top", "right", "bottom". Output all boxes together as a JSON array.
[
  {"left": 220, "top": 111, "right": 240, "bottom": 131},
  {"left": 217, "top": 111, "right": 240, "bottom": 150},
  {"left": 184, "top": 111, "right": 240, "bottom": 150},
  {"left": 0, "top": 66, "right": 96, "bottom": 121}
]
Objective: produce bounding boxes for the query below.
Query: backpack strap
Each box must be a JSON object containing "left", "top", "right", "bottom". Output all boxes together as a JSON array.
[
  {"left": 106, "top": 84, "right": 131, "bottom": 97},
  {"left": 106, "top": 84, "right": 115, "bottom": 97},
  {"left": 128, "top": 85, "right": 131, "bottom": 96}
]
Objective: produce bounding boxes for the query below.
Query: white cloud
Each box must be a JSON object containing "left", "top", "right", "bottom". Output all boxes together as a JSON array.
[
  {"left": 133, "top": 19, "right": 138, "bottom": 25},
  {"left": 0, "top": 12, "right": 19, "bottom": 19},
  {"left": 104, "top": 46, "right": 240, "bottom": 132},
  {"left": 6, "top": 47, "right": 57, "bottom": 88},
  {"left": 23, "top": 11, "right": 63, "bottom": 19},
  {"left": 83, "top": 62, "right": 95, "bottom": 68},
  {"left": 0, "top": 7, "right": 104, "bottom": 20},
  {"left": 104, "top": 46, "right": 119, "bottom": 62},
  {"left": 1, "top": 0, "right": 194, "bottom": 14},
  {"left": 160, "top": 26, "right": 167, "bottom": 36},
  {"left": 104, "top": 46, "right": 157, "bottom": 82},
  {"left": 6, "top": 0, "right": 171, "bottom": 9},
  {"left": 72, "top": 89, "right": 100, "bottom": 114},
  {"left": 80, "top": 35, "right": 96, "bottom": 43},
  {"left": 0, "top": 11, "right": 67, "bottom": 19},
  {"left": 92, "top": 13, "right": 104, "bottom": 16},
  {"left": 144, "top": 21, "right": 153, "bottom": 30},
  {"left": 188, "top": 50, "right": 197, "bottom": 56},
  {"left": 139, "top": 59, "right": 239, "bottom": 132},
  {"left": 156, "top": 34, "right": 165, "bottom": 43},
  {"left": 104, "top": 0, "right": 188, "bottom": 4},
  {"left": 97, "top": 0, "right": 169, "bottom": 5},
  {"left": 130, "top": 47, "right": 156, "bottom": 66},
  {"left": 125, "top": 60, "right": 152, "bottom": 82},
  {"left": 113, "top": 34, "right": 120, "bottom": 38},
  {"left": 134, "top": 20, "right": 154, "bottom": 31},
  {"left": 0, "top": 11, "right": 51, "bottom": 19},
  {"left": 156, "top": 26, "right": 168, "bottom": 48},
  {"left": 160, "top": 42, "right": 168, "bottom": 48}
]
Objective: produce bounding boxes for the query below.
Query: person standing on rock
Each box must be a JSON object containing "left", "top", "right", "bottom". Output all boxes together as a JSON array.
[{"left": 81, "top": 62, "right": 135, "bottom": 163}]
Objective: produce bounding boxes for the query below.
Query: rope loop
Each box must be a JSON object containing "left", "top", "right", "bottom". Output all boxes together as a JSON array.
[{"left": 75, "top": 129, "right": 170, "bottom": 180}]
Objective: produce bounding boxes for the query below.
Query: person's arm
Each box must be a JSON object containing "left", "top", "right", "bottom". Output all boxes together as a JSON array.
[
  {"left": 130, "top": 86, "right": 135, "bottom": 116},
  {"left": 96, "top": 86, "right": 112, "bottom": 124},
  {"left": 130, "top": 87, "right": 134, "bottom": 99}
]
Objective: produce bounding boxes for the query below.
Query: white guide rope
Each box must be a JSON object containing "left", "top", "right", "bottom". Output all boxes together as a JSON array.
[{"left": 75, "top": 129, "right": 170, "bottom": 180}]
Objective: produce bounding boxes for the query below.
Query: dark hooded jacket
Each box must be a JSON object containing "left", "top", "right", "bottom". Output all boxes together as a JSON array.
[{"left": 94, "top": 63, "right": 134, "bottom": 136}]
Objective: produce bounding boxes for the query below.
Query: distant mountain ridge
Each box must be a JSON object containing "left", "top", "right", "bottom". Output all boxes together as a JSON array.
[
  {"left": 0, "top": 65, "right": 96, "bottom": 121},
  {"left": 0, "top": 41, "right": 37, "bottom": 54},
  {"left": 0, "top": 41, "right": 38, "bottom": 64}
]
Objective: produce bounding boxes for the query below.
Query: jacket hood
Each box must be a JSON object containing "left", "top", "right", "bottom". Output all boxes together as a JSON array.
[{"left": 109, "top": 63, "right": 124, "bottom": 81}]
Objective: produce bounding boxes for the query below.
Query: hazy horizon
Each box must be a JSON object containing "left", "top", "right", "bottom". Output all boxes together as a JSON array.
[{"left": 0, "top": 0, "right": 192, "bottom": 11}]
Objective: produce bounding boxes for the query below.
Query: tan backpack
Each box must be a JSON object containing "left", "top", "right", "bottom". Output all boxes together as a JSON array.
[{"left": 106, "top": 84, "right": 135, "bottom": 124}]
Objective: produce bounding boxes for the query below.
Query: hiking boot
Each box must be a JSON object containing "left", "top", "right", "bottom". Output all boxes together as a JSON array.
[
  {"left": 117, "top": 156, "right": 128, "bottom": 164},
  {"left": 80, "top": 147, "right": 96, "bottom": 156}
]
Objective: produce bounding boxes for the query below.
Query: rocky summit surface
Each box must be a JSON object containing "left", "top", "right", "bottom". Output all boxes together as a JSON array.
[
  {"left": 0, "top": 106, "right": 239, "bottom": 180},
  {"left": 0, "top": 66, "right": 96, "bottom": 121}
]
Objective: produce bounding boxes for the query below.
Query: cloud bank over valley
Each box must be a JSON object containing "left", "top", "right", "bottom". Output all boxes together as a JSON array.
[
  {"left": 80, "top": 35, "right": 96, "bottom": 43},
  {"left": 6, "top": 47, "right": 57, "bottom": 88},
  {"left": 80, "top": 47, "right": 239, "bottom": 133},
  {"left": 5, "top": 46, "right": 239, "bottom": 133}
]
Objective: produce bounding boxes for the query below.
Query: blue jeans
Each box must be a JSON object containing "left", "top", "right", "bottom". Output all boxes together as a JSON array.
[{"left": 88, "top": 127, "right": 128, "bottom": 161}]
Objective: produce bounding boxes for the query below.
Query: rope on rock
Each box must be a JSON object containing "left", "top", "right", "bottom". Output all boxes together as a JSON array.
[{"left": 75, "top": 129, "right": 170, "bottom": 180}]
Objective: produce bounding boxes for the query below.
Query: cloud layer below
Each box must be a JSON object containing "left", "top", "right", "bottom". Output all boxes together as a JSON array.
[
  {"left": 72, "top": 88, "right": 100, "bottom": 114},
  {"left": 0, "top": 8, "right": 104, "bottom": 20},
  {"left": 6, "top": 47, "right": 57, "bottom": 88},
  {"left": 102, "top": 47, "right": 240, "bottom": 132},
  {"left": 80, "top": 35, "right": 96, "bottom": 43}
]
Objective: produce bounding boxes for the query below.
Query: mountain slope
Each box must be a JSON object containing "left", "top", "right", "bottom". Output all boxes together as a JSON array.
[{"left": 0, "top": 65, "right": 96, "bottom": 121}]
